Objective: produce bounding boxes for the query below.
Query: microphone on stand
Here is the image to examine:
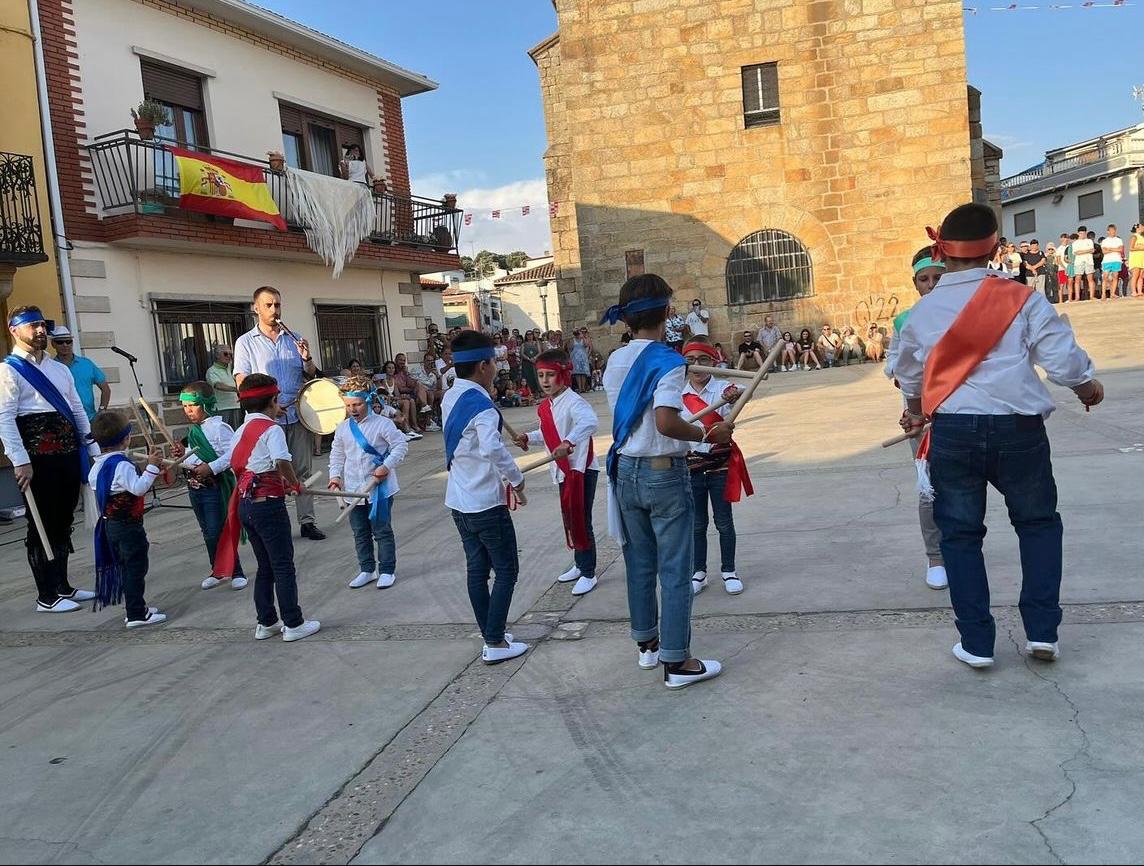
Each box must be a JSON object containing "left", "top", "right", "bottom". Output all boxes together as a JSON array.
[{"left": 111, "top": 345, "right": 139, "bottom": 364}]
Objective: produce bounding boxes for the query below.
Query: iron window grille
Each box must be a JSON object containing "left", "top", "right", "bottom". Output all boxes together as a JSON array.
[
  {"left": 150, "top": 299, "right": 254, "bottom": 394},
  {"left": 726, "top": 229, "right": 813, "bottom": 305},
  {"left": 313, "top": 304, "right": 390, "bottom": 373},
  {"left": 741, "top": 63, "right": 780, "bottom": 129}
]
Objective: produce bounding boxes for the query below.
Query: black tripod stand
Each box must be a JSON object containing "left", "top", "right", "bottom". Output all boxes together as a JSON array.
[{"left": 123, "top": 350, "right": 192, "bottom": 512}]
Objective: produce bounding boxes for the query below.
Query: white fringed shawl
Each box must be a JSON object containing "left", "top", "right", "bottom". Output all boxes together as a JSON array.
[{"left": 285, "top": 168, "right": 374, "bottom": 278}]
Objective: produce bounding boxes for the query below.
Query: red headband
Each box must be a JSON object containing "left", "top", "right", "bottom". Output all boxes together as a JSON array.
[
  {"left": 682, "top": 342, "right": 719, "bottom": 360},
  {"left": 926, "top": 226, "right": 999, "bottom": 262},
  {"left": 536, "top": 360, "right": 573, "bottom": 387},
  {"left": 240, "top": 384, "right": 280, "bottom": 399}
]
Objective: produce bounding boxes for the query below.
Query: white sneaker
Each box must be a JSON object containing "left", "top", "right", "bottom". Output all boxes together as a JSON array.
[
  {"left": 231, "top": 577, "right": 248, "bottom": 590},
  {"left": 426, "top": 422, "right": 441, "bottom": 432},
  {"left": 638, "top": 645, "right": 660, "bottom": 669},
  {"left": 1026, "top": 641, "right": 1060, "bottom": 662},
  {"left": 952, "top": 642, "right": 994, "bottom": 669},
  {"left": 283, "top": 620, "right": 321, "bottom": 642},
  {"left": 557, "top": 565, "right": 581, "bottom": 583},
  {"left": 36, "top": 597, "right": 80, "bottom": 613},
  {"left": 664, "top": 659, "right": 723, "bottom": 690},
  {"left": 481, "top": 641, "right": 529, "bottom": 665},
  {"left": 377, "top": 573, "right": 396, "bottom": 589},
  {"left": 691, "top": 571, "right": 708, "bottom": 595},
  {"left": 125, "top": 609, "right": 167, "bottom": 629},
  {"left": 406, "top": 431, "right": 423, "bottom": 441},
  {"left": 349, "top": 571, "right": 375, "bottom": 589},
  {"left": 420, "top": 405, "right": 432, "bottom": 414},
  {"left": 255, "top": 623, "right": 283, "bottom": 640},
  {"left": 201, "top": 576, "right": 223, "bottom": 590},
  {"left": 64, "top": 589, "right": 97, "bottom": 602},
  {"left": 722, "top": 572, "right": 743, "bottom": 594},
  {"left": 926, "top": 565, "right": 949, "bottom": 590},
  {"left": 571, "top": 575, "right": 597, "bottom": 596}
]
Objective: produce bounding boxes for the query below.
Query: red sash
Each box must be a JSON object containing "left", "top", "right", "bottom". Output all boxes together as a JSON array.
[
  {"left": 212, "top": 418, "right": 276, "bottom": 578},
  {"left": 538, "top": 397, "right": 595, "bottom": 550},
  {"left": 681, "top": 392, "right": 754, "bottom": 503},
  {"left": 916, "top": 276, "right": 1033, "bottom": 461}
]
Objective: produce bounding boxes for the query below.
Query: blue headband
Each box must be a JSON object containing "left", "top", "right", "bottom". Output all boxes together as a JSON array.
[
  {"left": 598, "top": 296, "right": 669, "bottom": 326},
  {"left": 93, "top": 422, "right": 133, "bottom": 447},
  {"left": 452, "top": 347, "right": 496, "bottom": 363},
  {"left": 343, "top": 390, "right": 373, "bottom": 399},
  {"left": 8, "top": 310, "right": 47, "bottom": 329}
]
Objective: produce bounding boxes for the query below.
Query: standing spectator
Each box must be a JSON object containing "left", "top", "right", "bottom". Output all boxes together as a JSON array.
[
  {"left": 338, "top": 143, "right": 373, "bottom": 186},
  {"left": 797, "top": 328, "right": 821, "bottom": 370},
  {"left": 1005, "top": 242, "right": 1023, "bottom": 276},
  {"left": 1044, "top": 243, "right": 1059, "bottom": 303},
  {"left": 664, "top": 306, "right": 686, "bottom": 353},
  {"left": 780, "top": 331, "right": 798, "bottom": 371},
  {"left": 232, "top": 286, "right": 326, "bottom": 540},
  {"left": 521, "top": 329, "right": 541, "bottom": 395},
  {"left": 427, "top": 322, "right": 447, "bottom": 357},
  {"left": 1022, "top": 239, "right": 1047, "bottom": 298},
  {"left": 1130, "top": 223, "right": 1144, "bottom": 298},
  {"left": 1061, "top": 233, "right": 1079, "bottom": 302},
  {"left": 816, "top": 324, "right": 841, "bottom": 367},
  {"left": 49, "top": 325, "right": 109, "bottom": 421},
  {"left": 505, "top": 328, "right": 521, "bottom": 383},
  {"left": 436, "top": 349, "right": 456, "bottom": 392},
  {"left": 865, "top": 324, "right": 885, "bottom": 363},
  {"left": 570, "top": 328, "right": 592, "bottom": 393},
  {"left": 1055, "top": 233, "right": 1070, "bottom": 300},
  {"left": 1071, "top": 227, "right": 1096, "bottom": 301},
  {"left": 1099, "top": 224, "right": 1124, "bottom": 301},
  {"left": 493, "top": 333, "right": 510, "bottom": 374},
  {"left": 685, "top": 298, "right": 710, "bottom": 338},
  {"left": 736, "top": 330, "right": 765, "bottom": 369},
  {"left": 206, "top": 344, "right": 242, "bottom": 429},
  {"left": 837, "top": 326, "right": 863, "bottom": 365}
]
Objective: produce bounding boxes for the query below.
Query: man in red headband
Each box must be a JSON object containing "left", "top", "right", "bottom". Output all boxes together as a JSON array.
[
  {"left": 682, "top": 337, "right": 750, "bottom": 597},
  {"left": 895, "top": 203, "right": 1103, "bottom": 671},
  {"left": 513, "top": 348, "right": 600, "bottom": 596}
]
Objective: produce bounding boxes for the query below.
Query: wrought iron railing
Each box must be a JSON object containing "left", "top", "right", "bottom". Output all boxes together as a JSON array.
[
  {"left": 0, "top": 152, "right": 49, "bottom": 266},
  {"left": 1001, "top": 139, "right": 1127, "bottom": 191},
  {"left": 84, "top": 131, "right": 463, "bottom": 253}
]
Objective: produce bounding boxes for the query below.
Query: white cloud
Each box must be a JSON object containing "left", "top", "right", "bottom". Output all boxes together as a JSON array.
[{"left": 412, "top": 175, "right": 554, "bottom": 257}]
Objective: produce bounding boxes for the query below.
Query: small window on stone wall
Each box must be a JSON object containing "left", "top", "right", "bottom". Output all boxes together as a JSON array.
[
  {"left": 741, "top": 63, "right": 780, "bottom": 129},
  {"left": 726, "top": 229, "right": 813, "bottom": 305}
]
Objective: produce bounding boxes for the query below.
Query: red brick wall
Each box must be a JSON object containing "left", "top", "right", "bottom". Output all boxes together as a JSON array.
[{"left": 379, "top": 90, "right": 411, "bottom": 195}]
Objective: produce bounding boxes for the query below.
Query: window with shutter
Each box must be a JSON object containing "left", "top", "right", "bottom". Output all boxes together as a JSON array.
[
  {"left": 139, "top": 59, "right": 208, "bottom": 147},
  {"left": 278, "top": 101, "right": 369, "bottom": 178},
  {"left": 741, "top": 63, "right": 780, "bottom": 129}
]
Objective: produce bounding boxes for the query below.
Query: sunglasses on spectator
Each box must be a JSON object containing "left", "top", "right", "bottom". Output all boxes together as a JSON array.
[{"left": 53, "top": 339, "right": 73, "bottom": 345}]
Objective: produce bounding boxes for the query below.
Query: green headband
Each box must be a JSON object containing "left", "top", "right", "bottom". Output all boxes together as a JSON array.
[
  {"left": 179, "top": 391, "right": 217, "bottom": 413},
  {"left": 913, "top": 257, "right": 946, "bottom": 275}
]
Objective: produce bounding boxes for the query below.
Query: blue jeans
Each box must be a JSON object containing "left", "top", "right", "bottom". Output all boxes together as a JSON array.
[
  {"left": 349, "top": 500, "right": 397, "bottom": 574},
  {"left": 240, "top": 497, "right": 304, "bottom": 628},
  {"left": 452, "top": 506, "right": 518, "bottom": 645},
  {"left": 105, "top": 519, "right": 150, "bottom": 622},
  {"left": 691, "top": 469, "right": 736, "bottom": 574},
  {"left": 188, "top": 485, "right": 244, "bottom": 578},
  {"left": 930, "top": 414, "right": 1063, "bottom": 657},
  {"left": 561, "top": 468, "right": 598, "bottom": 579},
  {"left": 615, "top": 455, "right": 694, "bottom": 664}
]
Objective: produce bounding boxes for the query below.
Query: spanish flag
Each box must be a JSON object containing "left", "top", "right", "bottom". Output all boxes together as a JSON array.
[{"left": 170, "top": 147, "right": 287, "bottom": 231}]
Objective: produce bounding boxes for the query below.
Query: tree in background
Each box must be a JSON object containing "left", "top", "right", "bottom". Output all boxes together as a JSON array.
[{"left": 459, "top": 249, "right": 533, "bottom": 279}]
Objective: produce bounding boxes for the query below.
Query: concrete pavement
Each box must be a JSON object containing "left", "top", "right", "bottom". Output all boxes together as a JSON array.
[{"left": 1, "top": 300, "right": 1142, "bottom": 864}]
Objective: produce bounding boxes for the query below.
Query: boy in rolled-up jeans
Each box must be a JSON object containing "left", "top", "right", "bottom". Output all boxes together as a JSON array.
[{"left": 895, "top": 203, "right": 1103, "bottom": 670}]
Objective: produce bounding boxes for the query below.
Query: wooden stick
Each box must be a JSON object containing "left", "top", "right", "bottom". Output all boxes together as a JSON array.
[
  {"left": 129, "top": 447, "right": 203, "bottom": 469},
  {"left": 725, "top": 342, "right": 784, "bottom": 424},
  {"left": 301, "top": 487, "right": 369, "bottom": 500},
  {"left": 23, "top": 487, "right": 54, "bottom": 562},
  {"left": 499, "top": 416, "right": 522, "bottom": 443},
  {"left": 681, "top": 393, "right": 734, "bottom": 424},
  {"left": 334, "top": 477, "right": 379, "bottom": 525},
  {"left": 137, "top": 397, "right": 177, "bottom": 448},
  {"left": 882, "top": 424, "right": 930, "bottom": 448},
  {"left": 686, "top": 364, "right": 759, "bottom": 381},
  {"left": 130, "top": 403, "right": 155, "bottom": 449}
]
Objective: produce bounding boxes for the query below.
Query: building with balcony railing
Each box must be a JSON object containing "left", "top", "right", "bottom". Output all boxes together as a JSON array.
[
  {"left": 1000, "top": 123, "right": 1144, "bottom": 243},
  {"left": 36, "top": 0, "right": 463, "bottom": 397}
]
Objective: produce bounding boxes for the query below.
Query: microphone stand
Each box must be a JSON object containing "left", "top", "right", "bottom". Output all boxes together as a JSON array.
[{"left": 125, "top": 351, "right": 192, "bottom": 512}]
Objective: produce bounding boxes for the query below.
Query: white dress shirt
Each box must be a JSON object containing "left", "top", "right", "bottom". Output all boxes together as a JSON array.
[
  {"left": 184, "top": 415, "right": 236, "bottom": 475},
  {"left": 0, "top": 347, "right": 99, "bottom": 467},
  {"left": 683, "top": 375, "right": 732, "bottom": 455},
  {"left": 328, "top": 413, "right": 409, "bottom": 506},
  {"left": 895, "top": 267, "right": 1095, "bottom": 417},
  {"left": 224, "top": 413, "right": 292, "bottom": 473},
  {"left": 232, "top": 326, "right": 307, "bottom": 426},
  {"left": 525, "top": 387, "right": 599, "bottom": 484},
  {"left": 442, "top": 377, "right": 524, "bottom": 513},
  {"left": 602, "top": 340, "right": 689, "bottom": 458},
  {"left": 88, "top": 451, "right": 160, "bottom": 496}
]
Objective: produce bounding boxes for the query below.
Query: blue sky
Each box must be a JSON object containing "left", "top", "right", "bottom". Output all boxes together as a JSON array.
[{"left": 260, "top": 1, "right": 1144, "bottom": 254}]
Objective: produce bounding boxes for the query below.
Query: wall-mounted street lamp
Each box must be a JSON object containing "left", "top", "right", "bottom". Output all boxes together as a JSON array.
[{"left": 537, "top": 279, "right": 550, "bottom": 332}]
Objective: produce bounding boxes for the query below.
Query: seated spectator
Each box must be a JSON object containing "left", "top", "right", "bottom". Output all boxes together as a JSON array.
[
  {"left": 590, "top": 348, "right": 605, "bottom": 390},
  {"left": 756, "top": 314, "right": 782, "bottom": 360},
  {"left": 517, "top": 382, "right": 535, "bottom": 405},
  {"left": 838, "top": 326, "right": 863, "bottom": 365},
  {"left": 341, "top": 358, "right": 364, "bottom": 378},
  {"left": 375, "top": 361, "right": 422, "bottom": 441},
  {"left": 713, "top": 342, "right": 731, "bottom": 369},
  {"left": 494, "top": 370, "right": 520, "bottom": 408},
  {"left": 815, "top": 324, "right": 841, "bottom": 367},
  {"left": 736, "top": 330, "right": 765, "bottom": 370},
  {"left": 780, "top": 331, "right": 798, "bottom": 371},
  {"left": 412, "top": 352, "right": 444, "bottom": 431},
  {"left": 865, "top": 323, "right": 885, "bottom": 362},
  {"left": 394, "top": 352, "right": 433, "bottom": 430},
  {"left": 798, "top": 328, "right": 821, "bottom": 370}
]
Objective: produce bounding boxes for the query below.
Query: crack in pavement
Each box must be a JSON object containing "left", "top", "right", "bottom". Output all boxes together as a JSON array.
[{"left": 1006, "top": 628, "right": 1093, "bottom": 866}]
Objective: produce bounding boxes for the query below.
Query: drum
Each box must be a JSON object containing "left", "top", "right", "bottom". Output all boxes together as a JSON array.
[{"left": 296, "top": 378, "right": 346, "bottom": 435}]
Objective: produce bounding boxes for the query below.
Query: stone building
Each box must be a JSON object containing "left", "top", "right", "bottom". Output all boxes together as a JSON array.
[{"left": 531, "top": 0, "right": 989, "bottom": 343}]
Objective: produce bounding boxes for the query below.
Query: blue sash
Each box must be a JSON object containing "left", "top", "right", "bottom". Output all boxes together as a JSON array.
[
  {"left": 3, "top": 354, "right": 91, "bottom": 482},
  {"left": 93, "top": 453, "right": 130, "bottom": 610},
  {"left": 607, "top": 342, "right": 687, "bottom": 481},
  {"left": 348, "top": 418, "right": 392, "bottom": 524},
  {"left": 444, "top": 387, "right": 501, "bottom": 470}
]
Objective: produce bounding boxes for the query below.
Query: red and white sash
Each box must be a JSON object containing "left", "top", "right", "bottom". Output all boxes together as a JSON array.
[
  {"left": 681, "top": 392, "right": 753, "bottom": 503},
  {"left": 538, "top": 397, "right": 595, "bottom": 550},
  {"left": 212, "top": 418, "right": 276, "bottom": 578}
]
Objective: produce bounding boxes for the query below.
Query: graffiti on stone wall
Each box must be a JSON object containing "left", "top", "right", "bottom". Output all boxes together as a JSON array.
[{"left": 852, "top": 295, "right": 900, "bottom": 328}]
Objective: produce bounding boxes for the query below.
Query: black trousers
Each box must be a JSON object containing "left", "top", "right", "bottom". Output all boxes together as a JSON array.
[{"left": 26, "top": 452, "right": 81, "bottom": 605}]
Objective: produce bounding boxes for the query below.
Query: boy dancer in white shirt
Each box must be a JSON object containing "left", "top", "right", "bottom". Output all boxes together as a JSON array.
[
  {"left": 328, "top": 375, "right": 409, "bottom": 590},
  {"left": 512, "top": 348, "right": 600, "bottom": 597},
  {"left": 442, "top": 331, "right": 529, "bottom": 664}
]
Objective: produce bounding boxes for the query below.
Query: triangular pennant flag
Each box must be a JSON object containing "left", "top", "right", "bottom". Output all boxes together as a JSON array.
[
  {"left": 522, "top": 205, "right": 530, "bottom": 216},
  {"left": 491, "top": 210, "right": 501, "bottom": 220}
]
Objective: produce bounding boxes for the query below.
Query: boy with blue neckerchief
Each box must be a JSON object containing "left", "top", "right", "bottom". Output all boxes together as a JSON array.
[
  {"left": 601, "top": 274, "right": 734, "bottom": 690},
  {"left": 328, "top": 374, "right": 409, "bottom": 590}
]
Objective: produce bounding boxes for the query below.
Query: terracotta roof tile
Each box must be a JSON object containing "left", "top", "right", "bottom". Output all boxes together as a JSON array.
[{"left": 492, "top": 262, "right": 554, "bottom": 286}]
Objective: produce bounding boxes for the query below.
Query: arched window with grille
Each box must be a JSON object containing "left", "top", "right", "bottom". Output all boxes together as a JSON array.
[{"left": 726, "top": 229, "right": 814, "bottom": 305}]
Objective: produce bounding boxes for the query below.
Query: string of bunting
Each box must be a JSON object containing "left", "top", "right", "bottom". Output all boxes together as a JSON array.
[
  {"left": 964, "top": 1, "right": 1130, "bottom": 11},
  {"left": 462, "top": 202, "right": 559, "bottom": 226}
]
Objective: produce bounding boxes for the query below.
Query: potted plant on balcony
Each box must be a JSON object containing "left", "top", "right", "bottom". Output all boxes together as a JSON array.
[
  {"left": 267, "top": 150, "right": 286, "bottom": 172},
  {"left": 130, "top": 99, "right": 170, "bottom": 140},
  {"left": 138, "top": 188, "right": 168, "bottom": 215},
  {"left": 372, "top": 177, "right": 387, "bottom": 196}
]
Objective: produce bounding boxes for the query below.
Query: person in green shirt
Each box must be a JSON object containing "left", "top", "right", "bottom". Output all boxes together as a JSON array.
[{"left": 205, "top": 345, "right": 241, "bottom": 429}]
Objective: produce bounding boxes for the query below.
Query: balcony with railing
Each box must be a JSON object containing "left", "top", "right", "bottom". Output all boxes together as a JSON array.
[
  {"left": 1001, "top": 135, "right": 1144, "bottom": 201},
  {"left": 84, "top": 131, "right": 463, "bottom": 258},
  {"left": 0, "top": 152, "right": 49, "bottom": 268}
]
